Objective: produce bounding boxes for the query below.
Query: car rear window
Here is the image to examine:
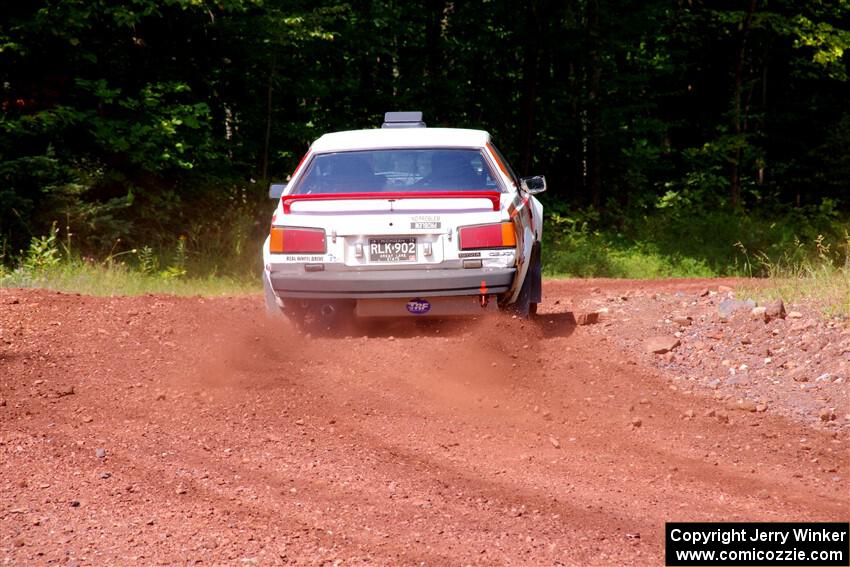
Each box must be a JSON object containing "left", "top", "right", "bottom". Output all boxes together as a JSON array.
[{"left": 291, "top": 149, "right": 502, "bottom": 194}]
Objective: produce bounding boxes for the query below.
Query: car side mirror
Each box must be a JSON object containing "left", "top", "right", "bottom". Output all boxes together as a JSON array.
[
  {"left": 269, "top": 183, "right": 287, "bottom": 199},
  {"left": 520, "top": 175, "right": 546, "bottom": 195}
]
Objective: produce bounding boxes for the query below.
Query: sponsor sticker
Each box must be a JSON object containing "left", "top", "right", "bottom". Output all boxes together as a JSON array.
[
  {"left": 285, "top": 255, "right": 325, "bottom": 262},
  {"left": 406, "top": 298, "right": 431, "bottom": 315},
  {"left": 411, "top": 221, "right": 441, "bottom": 229},
  {"left": 410, "top": 215, "right": 441, "bottom": 230}
]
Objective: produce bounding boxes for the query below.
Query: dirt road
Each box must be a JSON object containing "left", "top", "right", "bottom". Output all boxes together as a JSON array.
[{"left": 1, "top": 281, "right": 848, "bottom": 565}]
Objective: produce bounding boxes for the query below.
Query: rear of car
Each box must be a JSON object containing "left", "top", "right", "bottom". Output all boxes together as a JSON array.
[{"left": 262, "top": 113, "right": 544, "bottom": 327}]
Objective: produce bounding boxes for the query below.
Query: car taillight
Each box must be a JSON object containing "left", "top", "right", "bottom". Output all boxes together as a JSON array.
[
  {"left": 458, "top": 222, "right": 517, "bottom": 250},
  {"left": 269, "top": 227, "right": 326, "bottom": 254}
]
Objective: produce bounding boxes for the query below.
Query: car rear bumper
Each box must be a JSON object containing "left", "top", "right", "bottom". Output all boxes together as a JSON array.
[{"left": 269, "top": 267, "right": 515, "bottom": 299}]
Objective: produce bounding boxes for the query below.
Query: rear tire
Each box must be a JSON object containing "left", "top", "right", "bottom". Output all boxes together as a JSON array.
[
  {"left": 506, "top": 266, "right": 532, "bottom": 319},
  {"left": 505, "top": 242, "right": 541, "bottom": 319}
]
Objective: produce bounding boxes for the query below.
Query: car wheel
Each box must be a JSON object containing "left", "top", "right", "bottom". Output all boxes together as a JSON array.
[
  {"left": 505, "top": 242, "right": 542, "bottom": 319},
  {"left": 506, "top": 266, "right": 532, "bottom": 318}
]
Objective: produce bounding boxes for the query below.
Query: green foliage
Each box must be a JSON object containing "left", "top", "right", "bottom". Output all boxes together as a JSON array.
[
  {"left": 79, "top": 80, "right": 216, "bottom": 171},
  {"left": 1, "top": 256, "right": 257, "bottom": 297},
  {"left": 137, "top": 245, "right": 158, "bottom": 275},
  {"left": 1, "top": 229, "right": 256, "bottom": 295},
  {"left": 542, "top": 206, "right": 715, "bottom": 279},
  {"left": 21, "top": 223, "right": 61, "bottom": 272},
  {"left": 738, "top": 232, "right": 850, "bottom": 318},
  {"left": 542, "top": 198, "right": 850, "bottom": 280},
  {"left": 160, "top": 236, "right": 187, "bottom": 279}
]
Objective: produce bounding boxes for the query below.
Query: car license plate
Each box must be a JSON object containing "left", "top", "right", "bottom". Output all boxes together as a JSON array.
[{"left": 369, "top": 238, "right": 417, "bottom": 262}]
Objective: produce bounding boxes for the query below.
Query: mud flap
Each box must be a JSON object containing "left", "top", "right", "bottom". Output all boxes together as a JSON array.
[
  {"left": 263, "top": 272, "right": 284, "bottom": 318},
  {"left": 530, "top": 242, "right": 542, "bottom": 304}
]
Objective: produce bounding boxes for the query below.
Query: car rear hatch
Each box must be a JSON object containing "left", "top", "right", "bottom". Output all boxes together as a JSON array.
[{"left": 281, "top": 191, "right": 506, "bottom": 269}]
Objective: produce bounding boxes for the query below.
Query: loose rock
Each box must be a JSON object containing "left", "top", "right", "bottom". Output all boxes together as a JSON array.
[
  {"left": 819, "top": 409, "right": 836, "bottom": 422},
  {"left": 764, "top": 299, "right": 786, "bottom": 321},
  {"left": 95, "top": 448, "right": 106, "bottom": 459},
  {"left": 717, "top": 298, "right": 756, "bottom": 319},
  {"left": 789, "top": 367, "right": 809, "bottom": 382},
  {"left": 576, "top": 312, "right": 600, "bottom": 326},
  {"left": 645, "top": 336, "right": 681, "bottom": 354},
  {"left": 790, "top": 319, "right": 817, "bottom": 333},
  {"left": 57, "top": 385, "right": 75, "bottom": 397}
]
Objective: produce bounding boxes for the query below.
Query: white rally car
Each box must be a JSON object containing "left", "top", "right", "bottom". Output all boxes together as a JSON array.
[{"left": 262, "top": 112, "right": 545, "bottom": 328}]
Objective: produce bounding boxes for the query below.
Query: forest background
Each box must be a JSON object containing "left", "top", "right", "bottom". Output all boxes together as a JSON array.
[{"left": 2, "top": 0, "right": 849, "bottom": 292}]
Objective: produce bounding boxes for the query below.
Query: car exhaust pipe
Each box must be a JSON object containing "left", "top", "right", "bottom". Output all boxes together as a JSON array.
[{"left": 319, "top": 303, "right": 336, "bottom": 318}]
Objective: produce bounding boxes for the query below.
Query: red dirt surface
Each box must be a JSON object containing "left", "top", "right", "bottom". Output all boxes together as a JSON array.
[{"left": 1, "top": 280, "right": 848, "bottom": 566}]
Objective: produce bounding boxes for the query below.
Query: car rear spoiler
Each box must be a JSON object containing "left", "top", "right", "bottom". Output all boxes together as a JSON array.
[{"left": 281, "top": 191, "right": 501, "bottom": 214}]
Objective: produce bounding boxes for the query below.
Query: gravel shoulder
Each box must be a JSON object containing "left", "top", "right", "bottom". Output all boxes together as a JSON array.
[{"left": 1, "top": 281, "right": 848, "bottom": 565}]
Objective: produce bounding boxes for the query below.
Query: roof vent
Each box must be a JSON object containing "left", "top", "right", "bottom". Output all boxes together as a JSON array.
[{"left": 382, "top": 111, "right": 426, "bottom": 129}]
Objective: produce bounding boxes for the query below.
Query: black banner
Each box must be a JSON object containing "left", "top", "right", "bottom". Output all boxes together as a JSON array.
[{"left": 666, "top": 522, "right": 849, "bottom": 566}]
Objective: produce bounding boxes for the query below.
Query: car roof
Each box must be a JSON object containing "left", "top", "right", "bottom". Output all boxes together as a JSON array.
[{"left": 310, "top": 128, "right": 491, "bottom": 153}]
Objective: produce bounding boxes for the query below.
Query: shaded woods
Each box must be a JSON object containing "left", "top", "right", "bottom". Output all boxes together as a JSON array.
[{"left": 2, "top": 1, "right": 849, "bottom": 275}]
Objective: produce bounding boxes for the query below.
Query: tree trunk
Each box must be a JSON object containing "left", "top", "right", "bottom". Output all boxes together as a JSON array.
[
  {"left": 586, "top": 0, "right": 602, "bottom": 210},
  {"left": 518, "top": 1, "right": 539, "bottom": 176},
  {"left": 425, "top": 0, "right": 444, "bottom": 80},
  {"left": 730, "top": 0, "right": 757, "bottom": 208},
  {"left": 261, "top": 58, "right": 276, "bottom": 183},
  {"left": 424, "top": 0, "right": 446, "bottom": 121}
]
